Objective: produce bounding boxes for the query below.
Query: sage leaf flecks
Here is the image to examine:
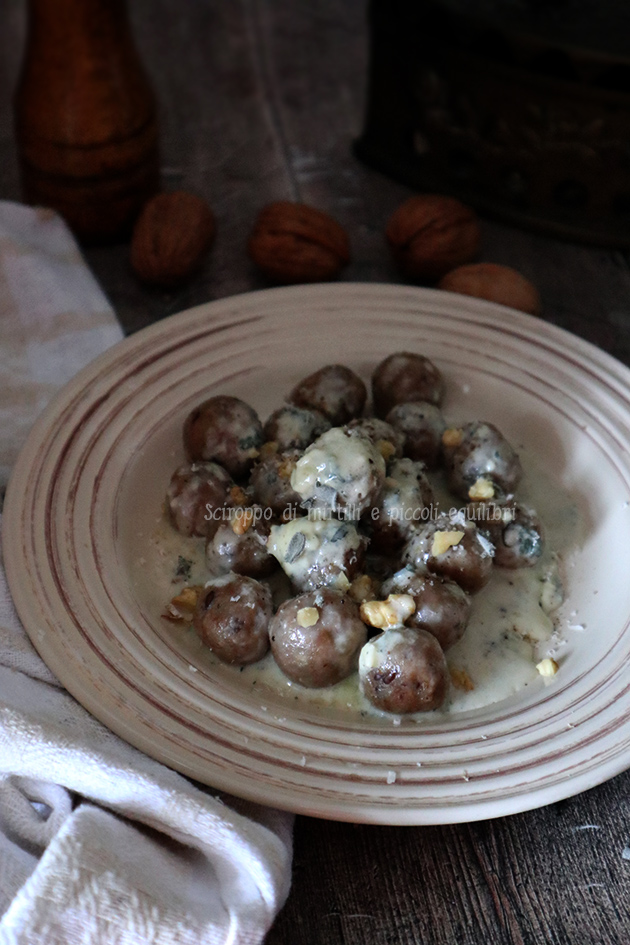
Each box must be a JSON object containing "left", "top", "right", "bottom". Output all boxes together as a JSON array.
[{"left": 285, "top": 531, "right": 306, "bottom": 563}]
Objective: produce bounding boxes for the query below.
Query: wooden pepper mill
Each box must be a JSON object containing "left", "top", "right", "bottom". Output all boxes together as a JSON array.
[{"left": 14, "top": 0, "right": 160, "bottom": 242}]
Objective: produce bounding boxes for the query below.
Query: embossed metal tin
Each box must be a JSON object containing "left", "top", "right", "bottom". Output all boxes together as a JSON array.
[{"left": 355, "top": 0, "right": 630, "bottom": 246}]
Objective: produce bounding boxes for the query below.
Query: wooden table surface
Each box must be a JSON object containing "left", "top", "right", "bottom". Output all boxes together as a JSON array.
[{"left": 2, "top": 2, "right": 630, "bottom": 943}]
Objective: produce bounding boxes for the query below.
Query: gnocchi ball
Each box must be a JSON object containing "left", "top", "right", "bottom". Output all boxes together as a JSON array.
[
  {"left": 193, "top": 574, "right": 272, "bottom": 665},
  {"left": 402, "top": 512, "right": 494, "bottom": 594},
  {"left": 205, "top": 508, "right": 275, "bottom": 578},
  {"left": 382, "top": 569, "right": 471, "bottom": 651},
  {"left": 467, "top": 500, "right": 544, "bottom": 569},
  {"left": 370, "top": 458, "right": 435, "bottom": 554},
  {"left": 263, "top": 405, "right": 331, "bottom": 451},
  {"left": 166, "top": 461, "right": 233, "bottom": 538},
  {"left": 249, "top": 450, "right": 304, "bottom": 519},
  {"left": 184, "top": 395, "right": 263, "bottom": 479},
  {"left": 372, "top": 352, "right": 444, "bottom": 417},
  {"left": 288, "top": 364, "right": 367, "bottom": 425},
  {"left": 291, "top": 426, "right": 386, "bottom": 518},
  {"left": 386, "top": 401, "right": 446, "bottom": 468},
  {"left": 359, "top": 627, "right": 449, "bottom": 713},
  {"left": 345, "top": 417, "right": 405, "bottom": 460},
  {"left": 442, "top": 421, "right": 522, "bottom": 501},
  {"left": 268, "top": 517, "right": 366, "bottom": 592},
  {"left": 270, "top": 588, "right": 367, "bottom": 687}
]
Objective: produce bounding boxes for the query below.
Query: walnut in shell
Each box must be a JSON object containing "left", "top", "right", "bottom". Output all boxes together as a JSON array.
[
  {"left": 438, "top": 263, "right": 541, "bottom": 315},
  {"left": 386, "top": 194, "right": 480, "bottom": 281},
  {"left": 248, "top": 201, "right": 350, "bottom": 283},
  {"left": 131, "top": 191, "right": 215, "bottom": 287}
]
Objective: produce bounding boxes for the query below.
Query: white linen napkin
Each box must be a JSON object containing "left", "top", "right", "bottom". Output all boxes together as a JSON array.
[{"left": 0, "top": 201, "right": 293, "bottom": 945}]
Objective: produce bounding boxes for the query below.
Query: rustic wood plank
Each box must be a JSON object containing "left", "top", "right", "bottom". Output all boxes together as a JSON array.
[{"left": 268, "top": 771, "right": 630, "bottom": 945}]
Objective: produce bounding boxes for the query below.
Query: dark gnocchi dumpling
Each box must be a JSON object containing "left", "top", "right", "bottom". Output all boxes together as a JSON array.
[
  {"left": 193, "top": 574, "right": 272, "bottom": 665},
  {"left": 166, "top": 461, "right": 233, "bottom": 538},
  {"left": 184, "top": 395, "right": 263, "bottom": 479},
  {"left": 402, "top": 512, "right": 494, "bottom": 594},
  {"left": 382, "top": 569, "right": 471, "bottom": 650},
  {"left": 369, "top": 458, "right": 434, "bottom": 554},
  {"left": 345, "top": 417, "right": 405, "bottom": 460},
  {"left": 205, "top": 508, "right": 276, "bottom": 578},
  {"left": 249, "top": 450, "right": 304, "bottom": 519},
  {"left": 467, "top": 500, "right": 544, "bottom": 569},
  {"left": 442, "top": 421, "right": 522, "bottom": 502},
  {"left": 263, "top": 405, "right": 331, "bottom": 452},
  {"left": 359, "top": 627, "right": 449, "bottom": 713},
  {"left": 270, "top": 588, "right": 367, "bottom": 687},
  {"left": 386, "top": 401, "right": 446, "bottom": 468},
  {"left": 288, "top": 364, "right": 367, "bottom": 426},
  {"left": 372, "top": 352, "right": 444, "bottom": 417}
]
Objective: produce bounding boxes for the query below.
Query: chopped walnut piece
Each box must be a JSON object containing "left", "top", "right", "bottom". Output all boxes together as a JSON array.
[
  {"left": 360, "top": 593, "right": 416, "bottom": 630},
  {"left": 277, "top": 455, "right": 297, "bottom": 480},
  {"left": 536, "top": 657, "right": 559, "bottom": 677},
  {"left": 259, "top": 440, "right": 279, "bottom": 459},
  {"left": 336, "top": 573, "right": 351, "bottom": 591},
  {"left": 442, "top": 427, "right": 463, "bottom": 447},
  {"left": 468, "top": 477, "right": 495, "bottom": 501},
  {"left": 297, "top": 606, "right": 320, "bottom": 628},
  {"left": 376, "top": 439, "right": 397, "bottom": 462},
  {"left": 431, "top": 530, "right": 465, "bottom": 557},
  {"left": 231, "top": 508, "right": 255, "bottom": 535},
  {"left": 162, "top": 585, "right": 202, "bottom": 623},
  {"left": 450, "top": 668, "right": 475, "bottom": 691},
  {"left": 229, "top": 485, "right": 249, "bottom": 507},
  {"left": 349, "top": 574, "right": 381, "bottom": 605}
]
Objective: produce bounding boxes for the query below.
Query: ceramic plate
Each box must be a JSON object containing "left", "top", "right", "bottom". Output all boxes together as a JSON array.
[{"left": 5, "top": 283, "right": 630, "bottom": 825}]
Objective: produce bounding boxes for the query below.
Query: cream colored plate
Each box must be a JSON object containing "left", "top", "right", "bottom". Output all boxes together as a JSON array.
[{"left": 5, "top": 283, "right": 630, "bottom": 824}]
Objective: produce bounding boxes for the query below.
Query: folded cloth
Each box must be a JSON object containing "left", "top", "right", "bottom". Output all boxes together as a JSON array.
[
  {"left": 0, "top": 202, "right": 293, "bottom": 945},
  {"left": 0, "top": 202, "right": 122, "bottom": 488}
]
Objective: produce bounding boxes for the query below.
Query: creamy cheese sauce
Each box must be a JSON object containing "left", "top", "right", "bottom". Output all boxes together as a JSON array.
[
  {"left": 267, "top": 517, "right": 363, "bottom": 591},
  {"left": 291, "top": 426, "right": 385, "bottom": 516},
  {"left": 380, "top": 458, "right": 432, "bottom": 531},
  {"left": 138, "top": 444, "right": 582, "bottom": 723},
  {"left": 271, "top": 408, "right": 313, "bottom": 446}
]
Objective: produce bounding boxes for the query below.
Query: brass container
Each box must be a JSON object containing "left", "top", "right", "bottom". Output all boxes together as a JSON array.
[{"left": 355, "top": 0, "right": 630, "bottom": 246}]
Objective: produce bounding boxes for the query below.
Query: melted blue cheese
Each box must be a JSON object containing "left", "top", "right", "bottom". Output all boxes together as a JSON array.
[
  {"left": 445, "top": 556, "right": 562, "bottom": 712},
  {"left": 359, "top": 630, "right": 406, "bottom": 675},
  {"left": 268, "top": 517, "right": 363, "bottom": 591},
  {"left": 269, "top": 405, "right": 330, "bottom": 449},
  {"left": 379, "top": 458, "right": 432, "bottom": 529},
  {"left": 291, "top": 427, "right": 385, "bottom": 518}
]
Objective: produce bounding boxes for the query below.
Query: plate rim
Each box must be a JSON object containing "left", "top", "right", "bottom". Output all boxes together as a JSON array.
[{"left": 5, "top": 281, "right": 630, "bottom": 824}]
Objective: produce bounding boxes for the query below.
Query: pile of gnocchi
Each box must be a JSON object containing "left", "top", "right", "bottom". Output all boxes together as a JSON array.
[{"left": 163, "top": 353, "right": 548, "bottom": 714}]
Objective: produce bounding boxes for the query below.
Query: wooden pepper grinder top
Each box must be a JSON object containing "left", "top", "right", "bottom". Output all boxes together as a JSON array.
[{"left": 14, "top": 0, "right": 160, "bottom": 243}]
